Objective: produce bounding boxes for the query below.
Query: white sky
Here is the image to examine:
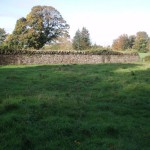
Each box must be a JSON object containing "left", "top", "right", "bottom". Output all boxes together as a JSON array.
[{"left": 0, "top": 0, "right": 150, "bottom": 46}]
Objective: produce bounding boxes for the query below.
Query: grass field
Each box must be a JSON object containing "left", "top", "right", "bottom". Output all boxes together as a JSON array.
[
  {"left": 0, "top": 63, "right": 150, "bottom": 150},
  {"left": 138, "top": 53, "right": 150, "bottom": 62}
]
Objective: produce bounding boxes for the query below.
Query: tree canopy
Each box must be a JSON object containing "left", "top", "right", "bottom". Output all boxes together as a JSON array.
[
  {"left": 133, "top": 31, "right": 149, "bottom": 52},
  {"left": 72, "top": 27, "right": 91, "bottom": 50},
  {"left": 112, "top": 31, "right": 150, "bottom": 52},
  {"left": 6, "top": 6, "right": 69, "bottom": 49},
  {"left": 112, "top": 34, "right": 130, "bottom": 50},
  {"left": 0, "top": 28, "right": 7, "bottom": 45}
]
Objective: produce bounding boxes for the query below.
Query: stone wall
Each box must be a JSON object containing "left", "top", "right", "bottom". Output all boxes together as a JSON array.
[{"left": 0, "top": 54, "right": 140, "bottom": 65}]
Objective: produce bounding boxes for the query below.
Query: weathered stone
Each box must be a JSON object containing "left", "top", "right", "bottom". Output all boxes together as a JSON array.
[{"left": 0, "top": 54, "right": 140, "bottom": 65}]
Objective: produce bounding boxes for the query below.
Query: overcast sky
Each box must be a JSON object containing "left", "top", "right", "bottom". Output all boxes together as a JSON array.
[{"left": 0, "top": 0, "right": 150, "bottom": 46}]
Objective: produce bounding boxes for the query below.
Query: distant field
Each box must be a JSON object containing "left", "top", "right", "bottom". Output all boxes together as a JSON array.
[
  {"left": 0, "top": 63, "right": 150, "bottom": 150},
  {"left": 139, "top": 53, "right": 150, "bottom": 61}
]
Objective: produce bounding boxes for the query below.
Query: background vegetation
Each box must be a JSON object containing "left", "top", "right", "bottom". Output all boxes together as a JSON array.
[
  {"left": 72, "top": 27, "right": 91, "bottom": 50},
  {"left": 112, "top": 32, "right": 150, "bottom": 52},
  {"left": 2, "top": 6, "right": 69, "bottom": 50},
  {"left": 0, "top": 5, "right": 150, "bottom": 53}
]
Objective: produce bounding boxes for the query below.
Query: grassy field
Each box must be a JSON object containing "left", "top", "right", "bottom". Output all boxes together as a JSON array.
[
  {"left": 138, "top": 53, "right": 150, "bottom": 62},
  {"left": 0, "top": 63, "right": 150, "bottom": 150}
]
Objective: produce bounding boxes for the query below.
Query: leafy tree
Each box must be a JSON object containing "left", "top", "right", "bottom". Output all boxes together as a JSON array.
[
  {"left": 80, "top": 27, "right": 91, "bottom": 49},
  {"left": 112, "top": 32, "right": 150, "bottom": 52},
  {"left": 128, "top": 35, "right": 136, "bottom": 48},
  {"left": 72, "top": 29, "right": 82, "bottom": 50},
  {"left": 146, "top": 38, "right": 150, "bottom": 52},
  {"left": 43, "top": 35, "right": 72, "bottom": 50},
  {"left": 6, "top": 6, "right": 69, "bottom": 49},
  {"left": 72, "top": 27, "right": 91, "bottom": 50},
  {"left": 133, "top": 31, "right": 149, "bottom": 52},
  {"left": 112, "top": 34, "right": 129, "bottom": 50},
  {"left": 0, "top": 28, "right": 7, "bottom": 45}
]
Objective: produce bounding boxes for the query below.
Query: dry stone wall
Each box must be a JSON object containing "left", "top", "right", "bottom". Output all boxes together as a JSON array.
[{"left": 0, "top": 53, "right": 140, "bottom": 65}]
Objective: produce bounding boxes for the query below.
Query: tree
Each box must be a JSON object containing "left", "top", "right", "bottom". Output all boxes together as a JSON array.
[
  {"left": 133, "top": 31, "right": 149, "bottom": 52},
  {"left": 0, "top": 28, "right": 7, "bottom": 45},
  {"left": 128, "top": 35, "right": 136, "bottom": 48},
  {"left": 80, "top": 27, "right": 91, "bottom": 49},
  {"left": 6, "top": 6, "right": 69, "bottom": 49},
  {"left": 146, "top": 38, "right": 150, "bottom": 52},
  {"left": 72, "top": 29, "right": 82, "bottom": 50},
  {"left": 112, "top": 34, "right": 129, "bottom": 50},
  {"left": 72, "top": 27, "right": 91, "bottom": 50}
]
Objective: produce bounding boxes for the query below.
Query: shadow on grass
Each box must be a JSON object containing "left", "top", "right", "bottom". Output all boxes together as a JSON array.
[
  {"left": 0, "top": 63, "right": 150, "bottom": 150},
  {"left": 0, "top": 63, "right": 147, "bottom": 100}
]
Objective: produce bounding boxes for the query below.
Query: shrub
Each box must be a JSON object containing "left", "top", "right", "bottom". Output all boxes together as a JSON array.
[
  {"left": 144, "top": 55, "right": 150, "bottom": 62},
  {"left": 0, "top": 48, "right": 139, "bottom": 56},
  {"left": 0, "top": 45, "right": 15, "bottom": 53},
  {"left": 0, "top": 49, "right": 121, "bottom": 55}
]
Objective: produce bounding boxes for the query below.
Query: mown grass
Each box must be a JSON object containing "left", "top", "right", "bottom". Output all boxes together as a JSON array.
[{"left": 0, "top": 63, "right": 150, "bottom": 150}]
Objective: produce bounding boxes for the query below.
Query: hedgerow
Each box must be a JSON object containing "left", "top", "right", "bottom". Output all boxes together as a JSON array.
[{"left": 0, "top": 48, "right": 138, "bottom": 56}]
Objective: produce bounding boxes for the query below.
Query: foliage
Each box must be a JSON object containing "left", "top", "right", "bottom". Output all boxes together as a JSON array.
[
  {"left": 90, "top": 43, "right": 104, "bottom": 50},
  {"left": 144, "top": 55, "right": 150, "bottom": 62},
  {"left": 146, "top": 38, "right": 150, "bottom": 52},
  {"left": 133, "top": 32, "right": 149, "bottom": 52},
  {"left": 112, "top": 34, "right": 130, "bottom": 50},
  {"left": 132, "top": 31, "right": 149, "bottom": 52},
  {"left": 43, "top": 43, "right": 72, "bottom": 51},
  {"left": 5, "top": 6, "right": 69, "bottom": 50},
  {"left": 0, "top": 44, "right": 15, "bottom": 53},
  {"left": 0, "top": 28, "right": 7, "bottom": 45},
  {"left": 112, "top": 32, "right": 150, "bottom": 52},
  {"left": 80, "top": 27, "right": 91, "bottom": 49},
  {"left": 72, "top": 27, "right": 91, "bottom": 50},
  {"left": 128, "top": 35, "right": 136, "bottom": 48},
  {"left": 72, "top": 29, "right": 82, "bottom": 50},
  {"left": 0, "top": 49, "right": 126, "bottom": 55},
  {"left": 0, "top": 63, "right": 150, "bottom": 149},
  {"left": 42, "top": 36, "right": 73, "bottom": 50}
]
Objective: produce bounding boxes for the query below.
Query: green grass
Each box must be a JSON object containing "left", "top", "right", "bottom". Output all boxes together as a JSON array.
[
  {"left": 138, "top": 53, "right": 150, "bottom": 62},
  {"left": 0, "top": 63, "right": 150, "bottom": 150}
]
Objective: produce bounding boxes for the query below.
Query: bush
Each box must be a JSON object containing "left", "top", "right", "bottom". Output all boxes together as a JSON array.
[
  {"left": 144, "top": 55, "right": 150, "bottom": 62},
  {"left": 42, "top": 42, "right": 73, "bottom": 51},
  {"left": 0, "top": 49, "right": 122, "bottom": 55},
  {"left": 0, "top": 45, "right": 15, "bottom": 53},
  {"left": 0, "top": 47, "right": 139, "bottom": 56}
]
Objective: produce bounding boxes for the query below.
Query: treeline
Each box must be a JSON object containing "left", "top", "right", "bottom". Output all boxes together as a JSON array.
[
  {"left": 112, "top": 32, "right": 150, "bottom": 52},
  {"left": 0, "top": 5, "right": 150, "bottom": 52}
]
